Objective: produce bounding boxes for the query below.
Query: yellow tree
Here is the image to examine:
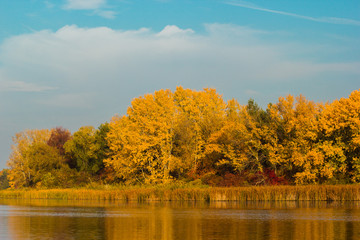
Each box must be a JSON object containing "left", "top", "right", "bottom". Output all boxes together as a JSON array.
[
  {"left": 7, "top": 129, "right": 51, "bottom": 188},
  {"left": 319, "top": 89, "right": 360, "bottom": 182},
  {"left": 106, "top": 89, "right": 176, "bottom": 183},
  {"left": 21, "top": 142, "right": 73, "bottom": 188},
  {"left": 265, "top": 95, "right": 336, "bottom": 184},
  {"left": 239, "top": 99, "right": 271, "bottom": 175},
  {"left": 206, "top": 100, "right": 247, "bottom": 173},
  {"left": 206, "top": 99, "right": 273, "bottom": 185},
  {"left": 173, "top": 86, "right": 226, "bottom": 176}
]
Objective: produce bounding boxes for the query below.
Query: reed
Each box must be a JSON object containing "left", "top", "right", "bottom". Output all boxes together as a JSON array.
[{"left": 0, "top": 185, "right": 359, "bottom": 202}]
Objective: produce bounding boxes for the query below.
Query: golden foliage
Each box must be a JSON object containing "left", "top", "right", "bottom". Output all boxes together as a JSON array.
[
  {"left": 319, "top": 89, "right": 360, "bottom": 182},
  {"left": 6, "top": 88, "right": 360, "bottom": 187},
  {"left": 7, "top": 129, "right": 51, "bottom": 188},
  {"left": 106, "top": 87, "right": 227, "bottom": 183},
  {"left": 106, "top": 89, "right": 176, "bottom": 183},
  {"left": 104, "top": 88, "right": 360, "bottom": 185}
]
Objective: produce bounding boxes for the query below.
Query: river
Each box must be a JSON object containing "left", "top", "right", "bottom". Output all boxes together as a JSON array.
[{"left": 0, "top": 199, "right": 359, "bottom": 239}]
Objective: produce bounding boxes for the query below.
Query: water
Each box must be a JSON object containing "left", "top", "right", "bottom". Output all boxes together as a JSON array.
[{"left": 0, "top": 199, "right": 359, "bottom": 240}]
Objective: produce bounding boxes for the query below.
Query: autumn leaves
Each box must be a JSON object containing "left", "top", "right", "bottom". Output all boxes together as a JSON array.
[
  {"left": 105, "top": 87, "right": 360, "bottom": 185},
  {"left": 6, "top": 87, "right": 360, "bottom": 188}
]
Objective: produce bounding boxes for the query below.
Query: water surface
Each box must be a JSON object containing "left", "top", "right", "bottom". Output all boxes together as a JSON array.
[{"left": 0, "top": 199, "right": 359, "bottom": 240}]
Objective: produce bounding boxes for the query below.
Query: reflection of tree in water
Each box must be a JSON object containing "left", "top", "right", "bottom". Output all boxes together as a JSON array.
[
  {"left": 5, "top": 201, "right": 360, "bottom": 240},
  {"left": 105, "top": 206, "right": 174, "bottom": 240},
  {"left": 7, "top": 206, "right": 106, "bottom": 240}
]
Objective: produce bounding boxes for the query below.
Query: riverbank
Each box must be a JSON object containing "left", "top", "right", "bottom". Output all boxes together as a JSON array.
[{"left": 1, "top": 185, "right": 360, "bottom": 201}]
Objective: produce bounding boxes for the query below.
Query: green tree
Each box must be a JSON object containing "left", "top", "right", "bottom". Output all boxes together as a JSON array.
[
  {"left": 94, "top": 123, "right": 111, "bottom": 164},
  {"left": 0, "top": 169, "right": 10, "bottom": 189},
  {"left": 22, "top": 142, "right": 74, "bottom": 188},
  {"left": 64, "top": 126, "right": 102, "bottom": 174}
]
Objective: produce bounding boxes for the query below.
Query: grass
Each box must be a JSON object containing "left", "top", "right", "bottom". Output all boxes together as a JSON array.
[{"left": 0, "top": 185, "right": 359, "bottom": 202}]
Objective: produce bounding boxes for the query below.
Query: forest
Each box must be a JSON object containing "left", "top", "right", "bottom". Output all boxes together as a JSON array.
[{"left": 2, "top": 86, "right": 360, "bottom": 189}]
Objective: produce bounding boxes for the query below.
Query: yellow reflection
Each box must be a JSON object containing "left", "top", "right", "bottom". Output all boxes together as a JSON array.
[{"left": 3, "top": 199, "right": 360, "bottom": 240}]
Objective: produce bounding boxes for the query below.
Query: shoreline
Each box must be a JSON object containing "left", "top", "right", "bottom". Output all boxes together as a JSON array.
[{"left": 1, "top": 185, "right": 360, "bottom": 202}]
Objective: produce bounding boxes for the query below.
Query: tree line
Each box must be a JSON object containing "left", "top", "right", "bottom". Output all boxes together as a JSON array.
[{"left": 3, "top": 86, "right": 360, "bottom": 188}]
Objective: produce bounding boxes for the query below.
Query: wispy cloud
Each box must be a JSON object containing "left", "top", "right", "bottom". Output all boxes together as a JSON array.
[
  {"left": 94, "top": 10, "right": 117, "bottom": 19},
  {"left": 44, "top": 1, "right": 55, "bottom": 9},
  {"left": 63, "top": 0, "right": 106, "bottom": 10},
  {"left": 63, "top": 0, "right": 116, "bottom": 19},
  {"left": 0, "top": 80, "right": 55, "bottom": 92},
  {"left": 225, "top": 1, "right": 360, "bottom": 26}
]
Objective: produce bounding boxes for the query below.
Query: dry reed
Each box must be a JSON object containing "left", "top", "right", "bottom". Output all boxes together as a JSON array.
[{"left": 0, "top": 185, "right": 359, "bottom": 202}]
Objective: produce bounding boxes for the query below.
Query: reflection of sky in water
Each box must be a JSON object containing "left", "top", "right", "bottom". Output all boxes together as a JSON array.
[
  {"left": 196, "top": 209, "right": 360, "bottom": 222},
  {"left": 1, "top": 204, "right": 360, "bottom": 222},
  {"left": 0, "top": 205, "right": 130, "bottom": 218},
  {"left": 0, "top": 206, "right": 10, "bottom": 240}
]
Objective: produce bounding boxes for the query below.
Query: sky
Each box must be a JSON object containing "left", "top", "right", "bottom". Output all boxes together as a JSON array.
[{"left": 0, "top": 0, "right": 359, "bottom": 169}]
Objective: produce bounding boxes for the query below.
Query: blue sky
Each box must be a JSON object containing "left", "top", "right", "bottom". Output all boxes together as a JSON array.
[{"left": 0, "top": 0, "right": 359, "bottom": 168}]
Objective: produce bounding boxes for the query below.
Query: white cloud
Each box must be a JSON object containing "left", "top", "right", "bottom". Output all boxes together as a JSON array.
[
  {"left": 157, "top": 25, "right": 194, "bottom": 37},
  {"left": 225, "top": 1, "right": 360, "bottom": 26},
  {"left": 1, "top": 23, "right": 358, "bottom": 96},
  {"left": 0, "top": 23, "right": 359, "bottom": 170},
  {"left": 63, "top": 0, "right": 106, "bottom": 10}
]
